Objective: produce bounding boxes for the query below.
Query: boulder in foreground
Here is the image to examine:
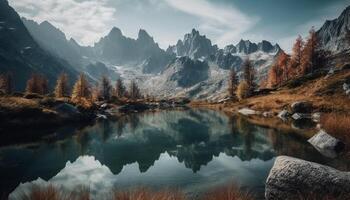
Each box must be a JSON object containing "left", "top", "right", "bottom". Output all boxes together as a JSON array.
[{"left": 265, "top": 156, "right": 350, "bottom": 200}]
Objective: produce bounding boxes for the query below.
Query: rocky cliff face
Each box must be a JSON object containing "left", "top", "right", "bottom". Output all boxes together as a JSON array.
[
  {"left": 317, "top": 6, "right": 350, "bottom": 53},
  {"left": 0, "top": 0, "right": 78, "bottom": 90},
  {"left": 165, "top": 56, "right": 209, "bottom": 88}
]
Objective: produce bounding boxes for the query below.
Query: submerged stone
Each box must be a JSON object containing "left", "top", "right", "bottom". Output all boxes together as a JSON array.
[
  {"left": 277, "top": 110, "right": 289, "bottom": 121},
  {"left": 308, "top": 129, "right": 345, "bottom": 158},
  {"left": 238, "top": 108, "right": 256, "bottom": 116}
]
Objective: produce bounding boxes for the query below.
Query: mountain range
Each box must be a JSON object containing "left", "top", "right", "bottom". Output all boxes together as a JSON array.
[{"left": 1, "top": 0, "right": 349, "bottom": 99}]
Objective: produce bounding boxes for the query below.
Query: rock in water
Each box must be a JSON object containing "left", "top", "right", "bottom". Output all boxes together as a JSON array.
[
  {"left": 312, "top": 112, "right": 321, "bottom": 122},
  {"left": 238, "top": 108, "right": 256, "bottom": 116},
  {"left": 291, "top": 113, "right": 311, "bottom": 120},
  {"left": 290, "top": 101, "right": 313, "bottom": 113},
  {"left": 308, "top": 130, "right": 345, "bottom": 157},
  {"left": 277, "top": 110, "right": 289, "bottom": 121},
  {"left": 54, "top": 103, "right": 80, "bottom": 117},
  {"left": 265, "top": 156, "right": 350, "bottom": 200}
]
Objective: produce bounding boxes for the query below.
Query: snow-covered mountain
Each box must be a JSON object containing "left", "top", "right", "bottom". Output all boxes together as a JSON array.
[{"left": 19, "top": 11, "right": 281, "bottom": 100}]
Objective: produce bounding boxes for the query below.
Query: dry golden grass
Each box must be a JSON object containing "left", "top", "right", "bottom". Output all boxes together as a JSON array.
[
  {"left": 193, "top": 70, "right": 350, "bottom": 114},
  {"left": 0, "top": 96, "right": 38, "bottom": 109},
  {"left": 321, "top": 113, "right": 350, "bottom": 143},
  {"left": 202, "top": 184, "right": 254, "bottom": 200},
  {"left": 71, "top": 97, "right": 94, "bottom": 109},
  {"left": 17, "top": 185, "right": 90, "bottom": 200},
  {"left": 15, "top": 184, "right": 348, "bottom": 200},
  {"left": 113, "top": 188, "right": 186, "bottom": 200},
  {"left": 16, "top": 185, "right": 258, "bottom": 200}
]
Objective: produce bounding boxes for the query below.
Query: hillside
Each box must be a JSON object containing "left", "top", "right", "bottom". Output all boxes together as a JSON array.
[{"left": 194, "top": 65, "right": 350, "bottom": 114}]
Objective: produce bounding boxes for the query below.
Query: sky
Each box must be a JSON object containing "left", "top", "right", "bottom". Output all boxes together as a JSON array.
[{"left": 9, "top": 0, "right": 350, "bottom": 52}]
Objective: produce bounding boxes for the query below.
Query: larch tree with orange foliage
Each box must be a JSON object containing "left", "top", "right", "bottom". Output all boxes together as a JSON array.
[
  {"left": 277, "top": 51, "right": 290, "bottom": 82},
  {"left": 291, "top": 35, "right": 304, "bottom": 76},
  {"left": 71, "top": 74, "right": 91, "bottom": 101},
  {"left": 0, "top": 72, "right": 13, "bottom": 95},
  {"left": 301, "top": 28, "right": 319, "bottom": 75},
  {"left": 26, "top": 74, "right": 48, "bottom": 95},
  {"left": 267, "top": 62, "right": 283, "bottom": 88},
  {"left": 54, "top": 73, "right": 69, "bottom": 98}
]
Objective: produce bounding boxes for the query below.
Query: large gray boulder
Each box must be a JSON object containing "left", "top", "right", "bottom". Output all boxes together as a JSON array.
[
  {"left": 290, "top": 101, "right": 313, "bottom": 113},
  {"left": 265, "top": 156, "right": 350, "bottom": 200},
  {"left": 54, "top": 103, "right": 80, "bottom": 117},
  {"left": 308, "top": 130, "right": 345, "bottom": 158}
]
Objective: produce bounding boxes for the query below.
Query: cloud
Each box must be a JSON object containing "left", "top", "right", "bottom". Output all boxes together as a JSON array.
[
  {"left": 9, "top": 0, "right": 116, "bottom": 46},
  {"left": 163, "top": 0, "right": 258, "bottom": 47}
]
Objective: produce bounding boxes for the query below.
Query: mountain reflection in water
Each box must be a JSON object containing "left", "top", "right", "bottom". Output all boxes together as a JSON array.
[{"left": 1, "top": 109, "right": 349, "bottom": 198}]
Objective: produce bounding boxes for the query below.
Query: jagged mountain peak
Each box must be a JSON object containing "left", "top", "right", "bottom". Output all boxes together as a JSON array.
[
  {"left": 168, "top": 28, "right": 216, "bottom": 59},
  {"left": 108, "top": 27, "right": 123, "bottom": 37},
  {"left": 137, "top": 29, "right": 155, "bottom": 44},
  {"left": 191, "top": 28, "right": 200, "bottom": 35},
  {"left": 233, "top": 39, "right": 280, "bottom": 54},
  {"left": 236, "top": 39, "right": 257, "bottom": 54}
]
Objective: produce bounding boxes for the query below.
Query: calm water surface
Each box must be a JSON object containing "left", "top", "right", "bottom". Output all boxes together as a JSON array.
[{"left": 0, "top": 109, "right": 349, "bottom": 199}]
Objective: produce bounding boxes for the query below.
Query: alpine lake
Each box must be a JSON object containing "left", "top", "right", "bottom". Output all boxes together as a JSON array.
[{"left": 1, "top": 109, "right": 349, "bottom": 199}]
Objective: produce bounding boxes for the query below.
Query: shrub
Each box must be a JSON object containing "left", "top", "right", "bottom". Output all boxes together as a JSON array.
[{"left": 236, "top": 81, "right": 251, "bottom": 100}]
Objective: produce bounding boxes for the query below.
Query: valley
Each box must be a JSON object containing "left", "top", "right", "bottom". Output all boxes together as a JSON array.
[{"left": 1, "top": 0, "right": 350, "bottom": 199}]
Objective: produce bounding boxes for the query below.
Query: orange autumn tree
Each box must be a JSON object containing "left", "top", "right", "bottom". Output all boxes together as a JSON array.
[
  {"left": 267, "top": 62, "right": 283, "bottom": 88},
  {"left": 277, "top": 51, "right": 290, "bottom": 82},
  {"left": 26, "top": 74, "right": 48, "bottom": 95},
  {"left": 301, "top": 27, "right": 319, "bottom": 75},
  {"left": 266, "top": 51, "right": 290, "bottom": 88},
  {"left": 290, "top": 35, "right": 304, "bottom": 76},
  {"left": 0, "top": 72, "right": 13, "bottom": 95}
]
